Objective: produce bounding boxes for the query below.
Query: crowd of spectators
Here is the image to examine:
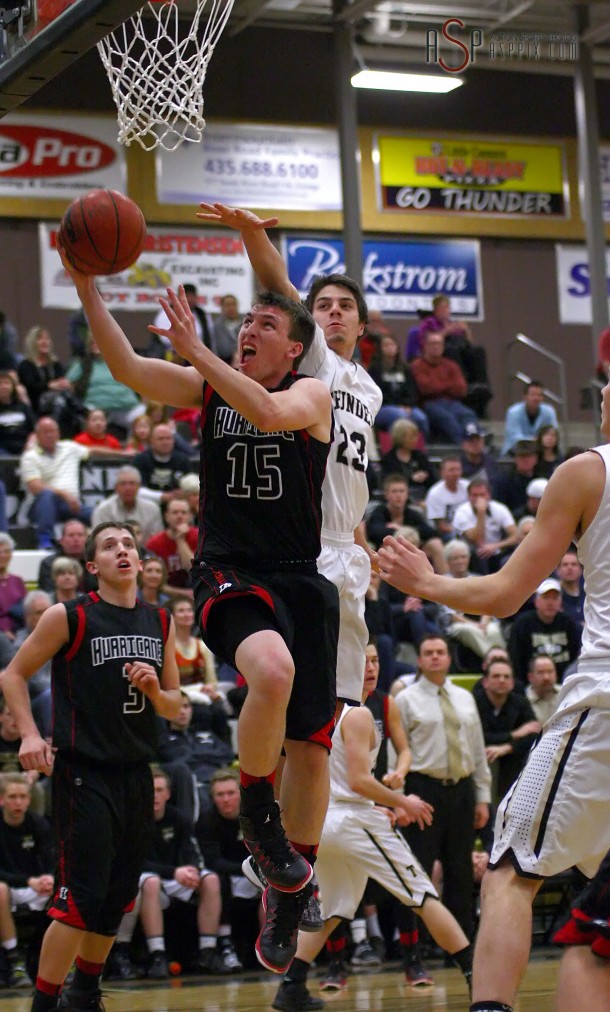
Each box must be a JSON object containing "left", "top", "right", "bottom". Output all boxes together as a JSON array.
[{"left": 0, "top": 296, "right": 589, "bottom": 988}]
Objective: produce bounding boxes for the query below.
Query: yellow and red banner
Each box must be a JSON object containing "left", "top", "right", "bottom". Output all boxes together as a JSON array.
[{"left": 376, "top": 135, "right": 568, "bottom": 218}]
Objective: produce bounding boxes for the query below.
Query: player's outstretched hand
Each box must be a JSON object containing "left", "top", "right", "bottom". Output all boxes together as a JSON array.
[
  {"left": 378, "top": 534, "right": 435, "bottom": 597},
  {"left": 125, "top": 661, "right": 160, "bottom": 700},
  {"left": 57, "top": 245, "right": 97, "bottom": 294},
  {"left": 196, "top": 202, "right": 279, "bottom": 231},
  {"left": 397, "top": 794, "right": 434, "bottom": 830},
  {"left": 148, "top": 285, "right": 200, "bottom": 365},
  {"left": 19, "top": 733, "right": 55, "bottom": 776}
]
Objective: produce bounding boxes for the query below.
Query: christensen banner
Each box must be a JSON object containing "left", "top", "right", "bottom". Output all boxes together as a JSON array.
[
  {"left": 157, "top": 122, "right": 342, "bottom": 211},
  {"left": 283, "top": 236, "right": 483, "bottom": 318},
  {"left": 0, "top": 112, "right": 124, "bottom": 197},
  {"left": 40, "top": 224, "right": 254, "bottom": 311},
  {"left": 555, "top": 244, "right": 610, "bottom": 324},
  {"left": 376, "top": 135, "right": 568, "bottom": 218}
]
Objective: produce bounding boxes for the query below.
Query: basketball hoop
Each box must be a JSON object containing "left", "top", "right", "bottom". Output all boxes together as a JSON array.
[{"left": 97, "top": 0, "right": 235, "bottom": 151}]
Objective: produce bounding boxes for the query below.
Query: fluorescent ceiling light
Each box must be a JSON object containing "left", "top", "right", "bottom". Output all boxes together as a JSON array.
[{"left": 351, "top": 69, "right": 463, "bottom": 93}]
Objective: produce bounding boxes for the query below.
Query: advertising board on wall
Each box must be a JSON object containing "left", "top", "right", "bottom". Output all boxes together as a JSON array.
[
  {"left": 0, "top": 112, "right": 125, "bottom": 197},
  {"left": 555, "top": 244, "right": 610, "bottom": 325},
  {"left": 40, "top": 224, "right": 254, "bottom": 312},
  {"left": 283, "top": 235, "right": 483, "bottom": 318},
  {"left": 376, "top": 135, "right": 568, "bottom": 219},
  {"left": 157, "top": 121, "right": 342, "bottom": 211}
]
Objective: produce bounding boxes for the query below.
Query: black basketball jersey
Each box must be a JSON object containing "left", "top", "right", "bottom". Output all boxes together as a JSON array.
[
  {"left": 196, "top": 372, "right": 331, "bottom": 566},
  {"left": 52, "top": 592, "right": 170, "bottom": 765}
]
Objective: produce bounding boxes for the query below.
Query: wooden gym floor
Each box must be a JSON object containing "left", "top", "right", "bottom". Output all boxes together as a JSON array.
[{"left": 0, "top": 951, "right": 561, "bottom": 1010}]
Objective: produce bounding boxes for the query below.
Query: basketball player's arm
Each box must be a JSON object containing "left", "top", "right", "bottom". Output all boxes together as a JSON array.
[
  {"left": 153, "top": 287, "right": 332, "bottom": 438},
  {"left": 382, "top": 695, "right": 411, "bottom": 789},
  {"left": 57, "top": 250, "right": 203, "bottom": 410},
  {"left": 342, "top": 707, "right": 433, "bottom": 830},
  {"left": 0, "top": 605, "right": 69, "bottom": 774},
  {"left": 196, "top": 204, "right": 299, "bottom": 301},
  {"left": 378, "top": 453, "right": 597, "bottom": 618},
  {"left": 126, "top": 617, "right": 181, "bottom": 720}
]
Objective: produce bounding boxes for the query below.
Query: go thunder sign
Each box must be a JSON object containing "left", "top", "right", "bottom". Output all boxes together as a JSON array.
[{"left": 375, "top": 135, "right": 568, "bottom": 218}]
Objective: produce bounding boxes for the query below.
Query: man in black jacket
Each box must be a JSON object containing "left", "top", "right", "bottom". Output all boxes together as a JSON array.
[
  {"left": 0, "top": 774, "right": 54, "bottom": 988},
  {"left": 110, "top": 767, "right": 234, "bottom": 980},
  {"left": 366, "top": 474, "right": 446, "bottom": 574},
  {"left": 133, "top": 425, "right": 192, "bottom": 506},
  {"left": 508, "top": 578, "right": 582, "bottom": 684},
  {"left": 474, "top": 658, "right": 540, "bottom": 804},
  {"left": 197, "top": 768, "right": 255, "bottom": 969}
]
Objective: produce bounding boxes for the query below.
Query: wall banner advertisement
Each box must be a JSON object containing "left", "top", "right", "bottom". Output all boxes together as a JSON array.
[
  {"left": 40, "top": 223, "right": 254, "bottom": 311},
  {"left": 283, "top": 235, "right": 483, "bottom": 318},
  {"left": 376, "top": 135, "right": 568, "bottom": 218}
]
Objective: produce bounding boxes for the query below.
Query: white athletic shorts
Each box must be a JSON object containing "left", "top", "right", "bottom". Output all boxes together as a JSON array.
[
  {"left": 491, "top": 669, "right": 610, "bottom": 879},
  {"left": 10, "top": 887, "right": 49, "bottom": 912},
  {"left": 318, "top": 536, "right": 371, "bottom": 703},
  {"left": 315, "top": 803, "right": 437, "bottom": 920},
  {"left": 138, "top": 869, "right": 213, "bottom": 908}
]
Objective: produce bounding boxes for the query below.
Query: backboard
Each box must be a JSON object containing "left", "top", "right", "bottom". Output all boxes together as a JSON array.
[{"left": 0, "top": 0, "right": 146, "bottom": 117}]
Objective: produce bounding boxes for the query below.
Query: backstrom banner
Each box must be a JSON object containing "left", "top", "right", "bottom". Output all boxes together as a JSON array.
[
  {"left": 375, "top": 135, "right": 568, "bottom": 218},
  {"left": 39, "top": 224, "right": 254, "bottom": 312},
  {"left": 283, "top": 235, "right": 483, "bottom": 318}
]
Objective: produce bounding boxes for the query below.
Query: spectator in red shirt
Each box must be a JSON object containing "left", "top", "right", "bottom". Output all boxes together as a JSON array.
[
  {"left": 410, "top": 332, "right": 478, "bottom": 444},
  {"left": 74, "top": 408, "right": 124, "bottom": 456},
  {"left": 145, "top": 497, "right": 197, "bottom": 598}
]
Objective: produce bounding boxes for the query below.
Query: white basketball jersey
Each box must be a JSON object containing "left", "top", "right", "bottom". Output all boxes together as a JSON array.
[
  {"left": 300, "top": 325, "right": 382, "bottom": 537},
  {"left": 574, "top": 443, "right": 610, "bottom": 663},
  {"left": 329, "top": 703, "right": 381, "bottom": 806}
]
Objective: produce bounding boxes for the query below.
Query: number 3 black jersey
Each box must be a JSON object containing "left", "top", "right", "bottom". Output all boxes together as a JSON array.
[
  {"left": 52, "top": 592, "right": 170, "bottom": 765},
  {"left": 196, "top": 372, "right": 331, "bottom": 567}
]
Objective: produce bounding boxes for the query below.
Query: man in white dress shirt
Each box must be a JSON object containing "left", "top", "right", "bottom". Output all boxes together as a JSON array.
[{"left": 394, "top": 635, "right": 490, "bottom": 939}]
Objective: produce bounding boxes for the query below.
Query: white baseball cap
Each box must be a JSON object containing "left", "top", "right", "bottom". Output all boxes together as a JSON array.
[
  {"left": 536, "top": 578, "right": 561, "bottom": 596},
  {"left": 526, "top": 478, "right": 548, "bottom": 499}
]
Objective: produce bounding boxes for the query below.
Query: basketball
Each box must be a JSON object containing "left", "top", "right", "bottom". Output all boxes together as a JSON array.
[{"left": 59, "top": 189, "right": 147, "bottom": 275}]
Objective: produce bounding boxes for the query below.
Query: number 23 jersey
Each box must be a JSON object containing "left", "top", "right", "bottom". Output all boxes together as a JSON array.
[{"left": 300, "top": 324, "right": 382, "bottom": 536}]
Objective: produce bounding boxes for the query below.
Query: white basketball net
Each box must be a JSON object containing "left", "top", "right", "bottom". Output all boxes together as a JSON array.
[{"left": 97, "top": 0, "right": 235, "bottom": 151}]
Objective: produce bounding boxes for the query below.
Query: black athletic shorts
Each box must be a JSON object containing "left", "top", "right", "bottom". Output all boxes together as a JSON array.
[
  {"left": 192, "top": 560, "right": 339, "bottom": 750},
  {"left": 49, "top": 753, "right": 154, "bottom": 936}
]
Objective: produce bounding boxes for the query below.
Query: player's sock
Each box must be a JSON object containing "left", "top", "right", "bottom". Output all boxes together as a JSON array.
[
  {"left": 451, "top": 942, "right": 473, "bottom": 973},
  {"left": 289, "top": 841, "right": 318, "bottom": 865},
  {"left": 366, "top": 911, "right": 382, "bottom": 939},
  {"left": 199, "top": 934, "right": 217, "bottom": 950},
  {"left": 32, "top": 978, "right": 61, "bottom": 1012},
  {"left": 351, "top": 917, "right": 367, "bottom": 944},
  {"left": 399, "top": 927, "right": 419, "bottom": 959},
  {"left": 2, "top": 937, "right": 17, "bottom": 951},
  {"left": 146, "top": 935, "right": 166, "bottom": 953},
  {"left": 71, "top": 956, "right": 104, "bottom": 992},
  {"left": 240, "top": 771, "right": 276, "bottom": 810},
  {"left": 470, "top": 1003, "right": 513, "bottom": 1011},
  {"left": 284, "top": 956, "right": 310, "bottom": 983}
]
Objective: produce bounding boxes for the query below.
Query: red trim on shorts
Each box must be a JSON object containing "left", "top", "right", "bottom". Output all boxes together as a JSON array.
[
  {"left": 309, "top": 716, "right": 335, "bottom": 752},
  {"left": 65, "top": 604, "right": 86, "bottom": 662},
  {"left": 201, "top": 586, "right": 275, "bottom": 631},
  {"left": 49, "top": 888, "right": 87, "bottom": 931},
  {"left": 592, "top": 935, "right": 610, "bottom": 959}
]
